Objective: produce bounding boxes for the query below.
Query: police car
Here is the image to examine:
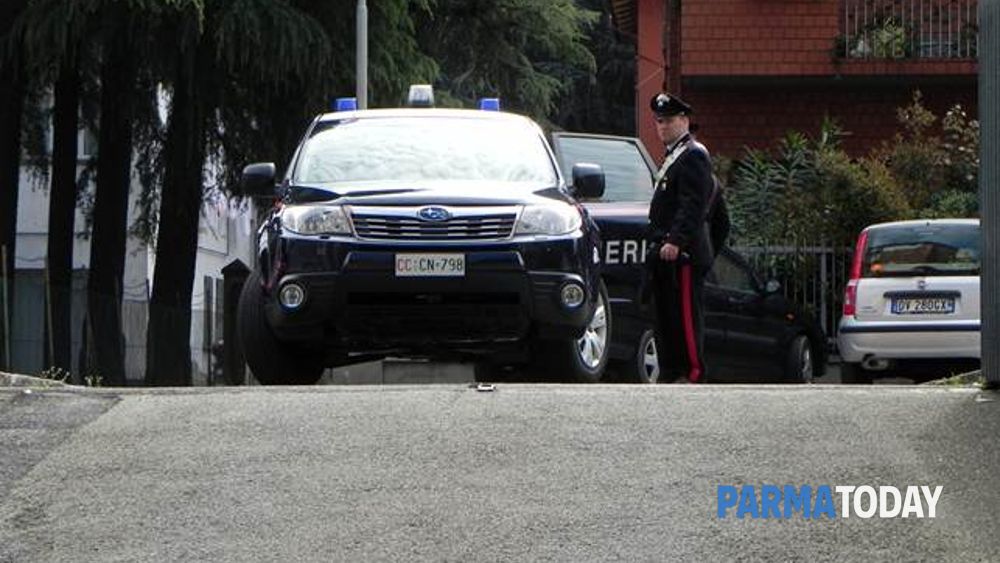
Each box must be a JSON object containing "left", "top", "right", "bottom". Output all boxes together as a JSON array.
[
  {"left": 237, "top": 87, "right": 609, "bottom": 384},
  {"left": 550, "top": 132, "right": 827, "bottom": 383}
]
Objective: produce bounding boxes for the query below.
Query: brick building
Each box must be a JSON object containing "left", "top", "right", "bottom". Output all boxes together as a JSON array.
[{"left": 611, "top": 0, "right": 979, "bottom": 160}]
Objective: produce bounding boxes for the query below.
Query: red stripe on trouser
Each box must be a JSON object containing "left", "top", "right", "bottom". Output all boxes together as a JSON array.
[{"left": 679, "top": 263, "right": 702, "bottom": 383}]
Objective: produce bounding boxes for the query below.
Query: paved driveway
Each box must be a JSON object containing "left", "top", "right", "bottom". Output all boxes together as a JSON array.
[{"left": 2, "top": 384, "right": 998, "bottom": 562}]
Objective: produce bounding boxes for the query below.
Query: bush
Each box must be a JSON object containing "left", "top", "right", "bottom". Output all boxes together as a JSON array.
[
  {"left": 878, "top": 91, "right": 979, "bottom": 216},
  {"left": 723, "top": 91, "right": 978, "bottom": 248},
  {"left": 723, "top": 120, "right": 909, "bottom": 247}
]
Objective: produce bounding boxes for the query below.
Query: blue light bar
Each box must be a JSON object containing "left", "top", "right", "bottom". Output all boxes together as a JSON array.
[
  {"left": 479, "top": 98, "right": 501, "bottom": 111},
  {"left": 334, "top": 97, "right": 358, "bottom": 111}
]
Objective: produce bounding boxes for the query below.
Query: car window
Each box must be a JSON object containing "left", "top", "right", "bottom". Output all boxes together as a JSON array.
[
  {"left": 711, "top": 253, "right": 757, "bottom": 293},
  {"left": 553, "top": 136, "right": 654, "bottom": 202},
  {"left": 864, "top": 223, "right": 980, "bottom": 277},
  {"left": 295, "top": 117, "right": 558, "bottom": 185}
]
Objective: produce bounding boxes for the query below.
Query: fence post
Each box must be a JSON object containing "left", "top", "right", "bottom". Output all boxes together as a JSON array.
[
  {"left": 820, "top": 244, "right": 829, "bottom": 339},
  {"left": 222, "top": 259, "right": 250, "bottom": 385}
]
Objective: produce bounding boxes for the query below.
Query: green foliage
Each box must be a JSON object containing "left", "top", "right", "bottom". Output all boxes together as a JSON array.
[
  {"left": 813, "top": 150, "right": 911, "bottom": 243},
  {"left": 38, "top": 366, "right": 70, "bottom": 383},
  {"left": 879, "top": 91, "right": 979, "bottom": 216},
  {"left": 549, "top": 0, "right": 635, "bottom": 135},
  {"left": 725, "top": 93, "right": 977, "bottom": 247},
  {"left": 414, "top": 0, "right": 596, "bottom": 124},
  {"left": 919, "top": 190, "right": 979, "bottom": 219}
]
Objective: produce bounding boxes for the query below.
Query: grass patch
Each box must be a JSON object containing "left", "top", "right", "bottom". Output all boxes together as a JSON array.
[{"left": 922, "top": 369, "right": 984, "bottom": 387}]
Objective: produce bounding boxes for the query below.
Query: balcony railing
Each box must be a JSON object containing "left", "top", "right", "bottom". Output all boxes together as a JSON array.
[{"left": 839, "top": 0, "right": 978, "bottom": 59}]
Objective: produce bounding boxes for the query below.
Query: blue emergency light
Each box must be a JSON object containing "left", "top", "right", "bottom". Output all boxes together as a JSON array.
[
  {"left": 479, "top": 98, "right": 501, "bottom": 111},
  {"left": 333, "top": 97, "right": 358, "bottom": 111}
]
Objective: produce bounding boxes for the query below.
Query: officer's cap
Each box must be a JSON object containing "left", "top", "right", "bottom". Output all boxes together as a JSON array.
[{"left": 650, "top": 93, "right": 693, "bottom": 117}]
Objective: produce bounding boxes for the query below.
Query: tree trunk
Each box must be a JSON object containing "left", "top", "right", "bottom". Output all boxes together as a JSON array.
[
  {"left": 0, "top": 53, "right": 25, "bottom": 372},
  {"left": 85, "top": 29, "right": 135, "bottom": 386},
  {"left": 45, "top": 55, "right": 81, "bottom": 374},
  {"left": 145, "top": 48, "right": 206, "bottom": 387}
]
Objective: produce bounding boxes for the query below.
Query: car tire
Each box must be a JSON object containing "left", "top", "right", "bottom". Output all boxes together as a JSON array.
[
  {"left": 623, "top": 327, "right": 660, "bottom": 384},
  {"left": 528, "top": 281, "right": 611, "bottom": 383},
  {"left": 840, "top": 362, "right": 873, "bottom": 384},
  {"left": 784, "top": 334, "right": 814, "bottom": 384},
  {"left": 237, "top": 271, "right": 325, "bottom": 385}
]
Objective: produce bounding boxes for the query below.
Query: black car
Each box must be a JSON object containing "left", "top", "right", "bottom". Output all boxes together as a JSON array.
[
  {"left": 551, "top": 132, "right": 827, "bottom": 383},
  {"left": 237, "top": 101, "right": 611, "bottom": 384}
]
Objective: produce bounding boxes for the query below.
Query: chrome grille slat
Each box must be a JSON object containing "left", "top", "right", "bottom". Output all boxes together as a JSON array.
[{"left": 351, "top": 209, "right": 517, "bottom": 241}]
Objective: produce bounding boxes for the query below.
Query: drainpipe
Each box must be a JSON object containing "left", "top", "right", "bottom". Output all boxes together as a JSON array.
[
  {"left": 981, "top": 0, "right": 998, "bottom": 389},
  {"left": 664, "top": 0, "right": 682, "bottom": 94}
]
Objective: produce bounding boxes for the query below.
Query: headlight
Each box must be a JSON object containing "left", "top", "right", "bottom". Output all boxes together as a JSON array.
[
  {"left": 514, "top": 204, "right": 582, "bottom": 236},
  {"left": 281, "top": 205, "right": 352, "bottom": 235}
]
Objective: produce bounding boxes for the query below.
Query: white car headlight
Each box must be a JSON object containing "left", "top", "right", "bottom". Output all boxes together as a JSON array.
[
  {"left": 281, "top": 205, "right": 352, "bottom": 235},
  {"left": 514, "top": 204, "right": 582, "bottom": 236}
]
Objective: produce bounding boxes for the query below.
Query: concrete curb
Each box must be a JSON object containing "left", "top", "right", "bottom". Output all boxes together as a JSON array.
[{"left": 0, "top": 371, "right": 76, "bottom": 389}]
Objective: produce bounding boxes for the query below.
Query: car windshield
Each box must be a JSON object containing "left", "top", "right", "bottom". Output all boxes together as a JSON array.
[
  {"left": 294, "top": 116, "right": 558, "bottom": 185},
  {"left": 863, "top": 223, "right": 980, "bottom": 277}
]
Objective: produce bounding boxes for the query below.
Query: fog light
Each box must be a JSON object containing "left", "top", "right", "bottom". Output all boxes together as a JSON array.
[
  {"left": 560, "top": 283, "right": 585, "bottom": 308},
  {"left": 279, "top": 283, "right": 306, "bottom": 309}
]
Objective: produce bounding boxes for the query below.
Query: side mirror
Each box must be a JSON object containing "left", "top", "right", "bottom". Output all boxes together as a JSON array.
[
  {"left": 571, "top": 163, "right": 605, "bottom": 199},
  {"left": 765, "top": 279, "right": 782, "bottom": 294},
  {"left": 241, "top": 162, "right": 278, "bottom": 197}
]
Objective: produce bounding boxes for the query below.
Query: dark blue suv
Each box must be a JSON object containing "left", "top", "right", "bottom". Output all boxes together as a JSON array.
[{"left": 237, "top": 105, "right": 609, "bottom": 384}]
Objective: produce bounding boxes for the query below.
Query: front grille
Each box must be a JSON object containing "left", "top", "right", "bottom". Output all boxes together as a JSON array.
[
  {"left": 340, "top": 304, "right": 527, "bottom": 343},
  {"left": 348, "top": 292, "right": 520, "bottom": 305},
  {"left": 351, "top": 209, "right": 517, "bottom": 241}
]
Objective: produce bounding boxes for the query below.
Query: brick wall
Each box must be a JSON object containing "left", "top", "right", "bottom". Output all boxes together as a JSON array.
[
  {"left": 635, "top": 0, "right": 979, "bottom": 160},
  {"left": 682, "top": 0, "right": 841, "bottom": 76},
  {"left": 686, "top": 83, "right": 977, "bottom": 158}
]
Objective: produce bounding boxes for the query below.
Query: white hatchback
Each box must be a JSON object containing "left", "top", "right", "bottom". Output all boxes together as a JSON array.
[{"left": 837, "top": 219, "right": 981, "bottom": 383}]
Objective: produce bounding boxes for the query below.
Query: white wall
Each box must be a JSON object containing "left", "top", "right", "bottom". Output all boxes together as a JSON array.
[{"left": 12, "top": 164, "right": 256, "bottom": 383}]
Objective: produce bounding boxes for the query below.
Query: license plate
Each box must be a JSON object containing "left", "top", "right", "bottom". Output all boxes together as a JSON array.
[
  {"left": 891, "top": 297, "right": 955, "bottom": 315},
  {"left": 394, "top": 253, "right": 465, "bottom": 277}
]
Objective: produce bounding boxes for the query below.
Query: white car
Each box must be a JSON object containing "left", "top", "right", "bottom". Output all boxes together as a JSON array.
[{"left": 837, "top": 219, "right": 981, "bottom": 383}]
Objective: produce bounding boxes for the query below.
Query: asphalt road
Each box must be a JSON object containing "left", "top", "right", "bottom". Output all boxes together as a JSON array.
[{"left": 2, "top": 383, "right": 999, "bottom": 562}]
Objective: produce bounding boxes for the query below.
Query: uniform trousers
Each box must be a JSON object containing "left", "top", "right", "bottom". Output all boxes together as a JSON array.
[{"left": 650, "top": 257, "right": 707, "bottom": 383}]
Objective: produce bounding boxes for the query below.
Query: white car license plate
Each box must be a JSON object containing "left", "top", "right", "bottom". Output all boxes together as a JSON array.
[
  {"left": 891, "top": 297, "right": 955, "bottom": 315},
  {"left": 394, "top": 253, "right": 465, "bottom": 277}
]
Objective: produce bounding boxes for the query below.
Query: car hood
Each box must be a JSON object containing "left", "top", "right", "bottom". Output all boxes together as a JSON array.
[{"left": 286, "top": 180, "right": 572, "bottom": 207}]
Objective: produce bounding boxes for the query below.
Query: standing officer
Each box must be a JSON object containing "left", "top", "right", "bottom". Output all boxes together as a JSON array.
[{"left": 645, "top": 92, "right": 720, "bottom": 383}]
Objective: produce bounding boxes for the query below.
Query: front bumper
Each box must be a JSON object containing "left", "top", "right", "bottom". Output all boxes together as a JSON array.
[{"left": 263, "top": 237, "right": 597, "bottom": 350}]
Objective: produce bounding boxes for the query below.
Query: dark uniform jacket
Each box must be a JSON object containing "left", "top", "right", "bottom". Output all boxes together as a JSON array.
[
  {"left": 707, "top": 178, "right": 731, "bottom": 258},
  {"left": 646, "top": 133, "right": 718, "bottom": 270}
]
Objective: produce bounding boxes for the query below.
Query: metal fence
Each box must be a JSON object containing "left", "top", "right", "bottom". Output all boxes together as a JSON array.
[
  {"left": 840, "top": 0, "right": 979, "bottom": 59},
  {"left": 734, "top": 244, "right": 854, "bottom": 347},
  {"left": 3, "top": 269, "right": 223, "bottom": 385}
]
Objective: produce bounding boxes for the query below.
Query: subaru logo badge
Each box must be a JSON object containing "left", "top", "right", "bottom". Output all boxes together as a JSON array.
[{"left": 417, "top": 206, "right": 451, "bottom": 222}]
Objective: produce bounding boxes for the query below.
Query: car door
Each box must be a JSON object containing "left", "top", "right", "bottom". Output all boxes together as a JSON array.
[
  {"left": 550, "top": 132, "right": 727, "bottom": 366},
  {"left": 550, "top": 133, "right": 659, "bottom": 361},
  {"left": 706, "top": 250, "right": 785, "bottom": 378}
]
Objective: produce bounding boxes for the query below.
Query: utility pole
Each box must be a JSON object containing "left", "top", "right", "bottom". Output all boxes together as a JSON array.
[
  {"left": 981, "top": 0, "right": 998, "bottom": 389},
  {"left": 357, "top": 0, "right": 368, "bottom": 109}
]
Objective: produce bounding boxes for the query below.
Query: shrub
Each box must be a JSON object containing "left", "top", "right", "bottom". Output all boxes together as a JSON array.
[{"left": 878, "top": 91, "right": 979, "bottom": 217}]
